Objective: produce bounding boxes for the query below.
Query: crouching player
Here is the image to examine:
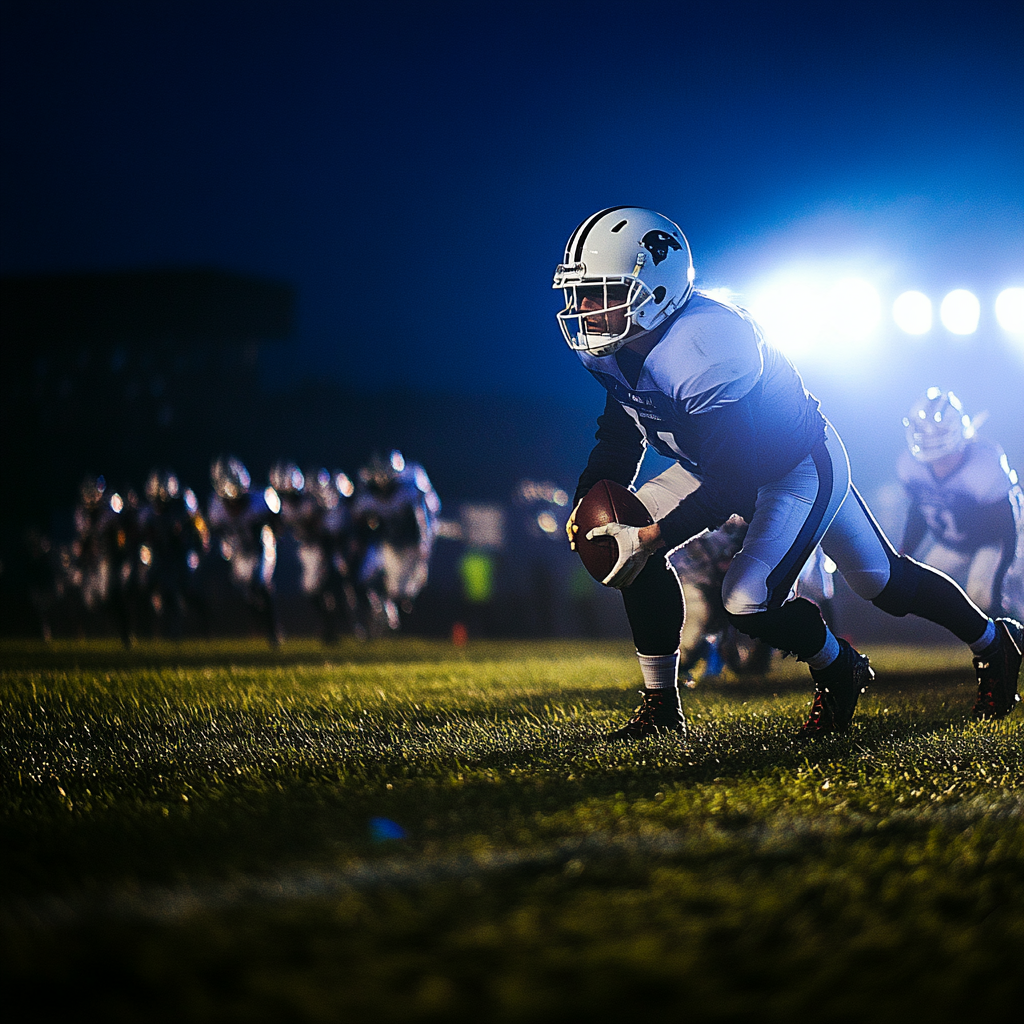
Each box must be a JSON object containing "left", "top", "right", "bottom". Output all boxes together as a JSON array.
[
  {"left": 898, "top": 388, "right": 1024, "bottom": 621},
  {"left": 557, "top": 207, "right": 1022, "bottom": 740}
]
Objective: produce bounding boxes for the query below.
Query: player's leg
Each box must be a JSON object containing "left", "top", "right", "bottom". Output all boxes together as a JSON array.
[
  {"left": 722, "top": 428, "right": 873, "bottom": 735},
  {"left": 821, "top": 485, "right": 1022, "bottom": 719},
  {"left": 602, "top": 466, "right": 698, "bottom": 740}
]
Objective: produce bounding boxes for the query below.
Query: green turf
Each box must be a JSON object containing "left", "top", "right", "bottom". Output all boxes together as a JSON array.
[{"left": 2, "top": 638, "right": 1022, "bottom": 1022}]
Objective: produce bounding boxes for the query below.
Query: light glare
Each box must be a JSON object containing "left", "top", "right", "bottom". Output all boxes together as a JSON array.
[
  {"left": 995, "top": 287, "right": 1024, "bottom": 334},
  {"left": 892, "top": 291, "right": 932, "bottom": 335},
  {"left": 940, "top": 290, "right": 980, "bottom": 335},
  {"left": 826, "top": 278, "right": 880, "bottom": 340},
  {"left": 749, "top": 282, "right": 824, "bottom": 359}
]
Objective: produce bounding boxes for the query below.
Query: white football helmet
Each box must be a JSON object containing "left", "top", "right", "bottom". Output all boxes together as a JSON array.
[
  {"left": 903, "top": 388, "right": 973, "bottom": 463},
  {"left": 553, "top": 207, "right": 695, "bottom": 356}
]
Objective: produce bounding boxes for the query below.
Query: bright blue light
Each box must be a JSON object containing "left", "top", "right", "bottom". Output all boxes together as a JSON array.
[
  {"left": 995, "top": 287, "right": 1024, "bottom": 334},
  {"left": 748, "top": 278, "right": 824, "bottom": 360},
  {"left": 940, "top": 290, "right": 980, "bottom": 335},
  {"left": 826, "top": 278, "right": 881, "bottom": 341},
  {"left": 892, "top": 290, "right": 932, "bottom": 335}
]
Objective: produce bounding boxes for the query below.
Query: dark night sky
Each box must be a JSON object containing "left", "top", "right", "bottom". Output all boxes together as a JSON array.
[{"left": 2, "top": 0, "right": 1022, "bottom": 486}]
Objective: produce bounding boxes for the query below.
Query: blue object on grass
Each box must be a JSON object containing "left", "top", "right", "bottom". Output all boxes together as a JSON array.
[
  {"left": 704, "top": 638, "right": 723, "bottom": 678},
  {"left": 370, "top": 816, "right": 407, "bottom": 841}
]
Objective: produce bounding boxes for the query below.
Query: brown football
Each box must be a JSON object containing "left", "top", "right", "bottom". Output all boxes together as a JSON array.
[{"left": 574, "top": 479, "right": 653, "bottom": 583}]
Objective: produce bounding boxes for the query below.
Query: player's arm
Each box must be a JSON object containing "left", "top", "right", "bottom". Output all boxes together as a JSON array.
[
  {"left": 568, "top": 394, "right": 646, "bottom": 550},
  {"left": 899, "top": 503, "right": 928, "bottom": 556},
  {"left": 586, "top": 401, "right": 759, "bottom": 587},
  {"left": 573, "top": 393, "right": 645, "bottom": 506},
  {"left": 656, "top": 398, "right": 761, "bottom": 550}
]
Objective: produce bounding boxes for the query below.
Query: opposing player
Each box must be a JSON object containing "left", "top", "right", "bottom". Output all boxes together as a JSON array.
[
  {"left": 557, "top": 207, "right": 1022, "bottom": 740},
  {"left": 70, "top": 474, "right": 139, "bottom": 645},
  {"left": 207, "top": 455, "right": 281, "bottom": 645},
  {"left": 897, "top": 389, "right": 1024, "bottom": 620},
  {"left": 271, "top": 461, "right": 356, "bottom": 643},
  {"left": 138, "top": 468, "right": 210, "bottom": 638},
  {"left": 351, "top": 450, "right": 440, "bottom": 633}
]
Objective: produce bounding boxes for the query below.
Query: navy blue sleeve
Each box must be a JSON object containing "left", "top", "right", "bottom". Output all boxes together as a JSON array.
[{"left": 574, "top": 393, "right": 646, "bottom": 506}]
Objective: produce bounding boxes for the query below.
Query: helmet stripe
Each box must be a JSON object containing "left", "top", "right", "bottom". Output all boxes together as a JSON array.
[{"left": 571, "top": 205, "right": 632, "bottom": 263}]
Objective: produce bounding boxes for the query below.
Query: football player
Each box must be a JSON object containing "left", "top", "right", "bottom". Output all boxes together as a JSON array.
[
  {"left": 138, "top": 468, "right": 210, "bottom": 638},
  {"left": 898, "top": 389, "right": 1024, "bottom": 620},
  {"left": 207, "top": 455, "right": 281, "bottom": 645},
  {"left": 70, "top": 474, "right": 139, "bottom": 645},
  {"left": 351, "top": 450, "right": 440, "bottom": 633},
  {"left": 271, "top": 461, "right": 357, "bottom": 643},
  {"left": 558, "top": 207, "right": 1022, "bottom": 740}
]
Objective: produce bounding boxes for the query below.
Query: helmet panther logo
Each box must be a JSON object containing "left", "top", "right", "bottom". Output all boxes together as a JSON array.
[{"left": 640, "top": 230, "right": 682, "bottom": 266}]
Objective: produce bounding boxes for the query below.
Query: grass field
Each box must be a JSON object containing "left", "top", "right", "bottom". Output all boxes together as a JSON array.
[{"left": 2, "top": 637, "right": 1022, "bottom": 1023}]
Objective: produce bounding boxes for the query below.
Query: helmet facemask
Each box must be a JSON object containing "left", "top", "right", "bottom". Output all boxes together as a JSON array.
[
  {"left": 555, "top": 279, "right": 656, "bottom": 357},
  {"left": 903, "top": 388, "right": 973, "bottom": 463}
]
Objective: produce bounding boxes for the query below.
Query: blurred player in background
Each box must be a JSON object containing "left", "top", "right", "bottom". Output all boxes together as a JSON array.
[
  {"left": 207, "top": 455, "right": 281, "bottom": 645},
  {"left": 70, "top": 473, "right": 140, "bottom": 645},
  {"left": 139, "top": 468, "right": 210, "bottom": 638},
  {"left": 352, "top": 450, "right": 440, "bottom": 634},
  {"left": 557, "top": 206, "right": 1022, "bottom": 741},
  {"left": 271, "top": 461, "right": 357, "bottom": 643},
  {"left": 898, "top": 388, "right": 1024, "bottom": 620}
]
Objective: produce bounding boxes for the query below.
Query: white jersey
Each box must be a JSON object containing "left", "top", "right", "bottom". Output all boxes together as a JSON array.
[
  {"left": 352, "top": 463, "right": 440, "bottom": 548},
  {"left": 576, "top": 293, "right": 825, "bottom": 547},
  {"left": 897, "top": 437, "right": 1019, "bottom": 553},
  {"left": 207, "top": 490, "right": 277, "bottom": 586}
]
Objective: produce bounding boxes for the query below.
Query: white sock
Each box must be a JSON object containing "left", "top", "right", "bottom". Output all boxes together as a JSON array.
[
  {"left": 807, "top": 629, "right": 841, "bottom": 671},
  {"left": 637, "top": 651, "right": 679, "bottom": 690},
  {"left": 970, "top": 619, "right": 996, "bottom": 654}
]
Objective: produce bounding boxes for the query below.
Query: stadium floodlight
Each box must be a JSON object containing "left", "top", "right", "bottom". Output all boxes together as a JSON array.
[
  {"left": 748, "top": 279, "right": 825, "bottom": 359},
  {"left": 825, "top": 278, "right": 881, "bottom": 342},
  {"left": 939, "top": 289, "right": 980, "bottom": 335},
  {"left": 892, "top": 290, "right": 932, "bottom": 335},
  {"left": 995, "top": 287, "right": 1024, "bottom": 334}
]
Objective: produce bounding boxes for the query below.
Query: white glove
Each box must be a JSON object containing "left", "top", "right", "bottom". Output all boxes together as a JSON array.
[
  {"left": 586, "top": 522, "right": 650, "bottom": 588},
  {"left": 566, "top": 497, "right": 583, "bottom": 550}
]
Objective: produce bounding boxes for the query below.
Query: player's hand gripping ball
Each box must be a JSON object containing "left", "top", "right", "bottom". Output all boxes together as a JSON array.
[{"left": 570, "top": 480, "right": 653, "bottom": 586}]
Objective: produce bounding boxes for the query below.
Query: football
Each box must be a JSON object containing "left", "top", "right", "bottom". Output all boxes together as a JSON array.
[{"left": 574, "top": 479, "right": 653, "bottom": 583}]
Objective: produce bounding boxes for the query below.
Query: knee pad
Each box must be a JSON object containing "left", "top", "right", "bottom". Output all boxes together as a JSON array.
[
  {"left": 871, "top": 554, "right": 921, "bottom": 617},
  {"left": 727, "top": 597, "right": 826, "bottom": 660}
]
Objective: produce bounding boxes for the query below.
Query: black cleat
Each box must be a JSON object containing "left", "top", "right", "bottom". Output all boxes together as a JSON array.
[
  {"left": 606, "top": 688, "right": 687, "bottom": 741},
  {"left": 972, "top": 618, "right": 1023, "bottom": 720},
  {"left": 798, "top": 638, "right": 873, "bottom": 739}
]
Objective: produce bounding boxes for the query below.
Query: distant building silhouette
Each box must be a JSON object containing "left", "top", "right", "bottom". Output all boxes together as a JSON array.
[{"left": 1, "top": 268, "right": 295, "bottom": 529}]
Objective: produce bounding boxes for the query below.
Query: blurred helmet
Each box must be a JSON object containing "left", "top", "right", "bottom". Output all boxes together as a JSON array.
[
  {"left": 553, "top": 207, "right": 695, "bottom": 357},
  {"left": 80, "top": 474, "right": 107, "bottom": 508},
  {"left": 360, "top": 451, "right": 401, "bottom": 497},
  {"left": 145, "top": 468, "right": 180, "bottom": 504},
  {"left": 306, "top": 468, "right": 340, "bottom": 510},
  {"left": 268, "top": 461, "right": 305, "bottom": 495},
  {"left": 903, "top": 388, "right": 973, "bottom": 463},
  {"left": 210, "top": 455, "right": 251, "bottom": 500}
]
